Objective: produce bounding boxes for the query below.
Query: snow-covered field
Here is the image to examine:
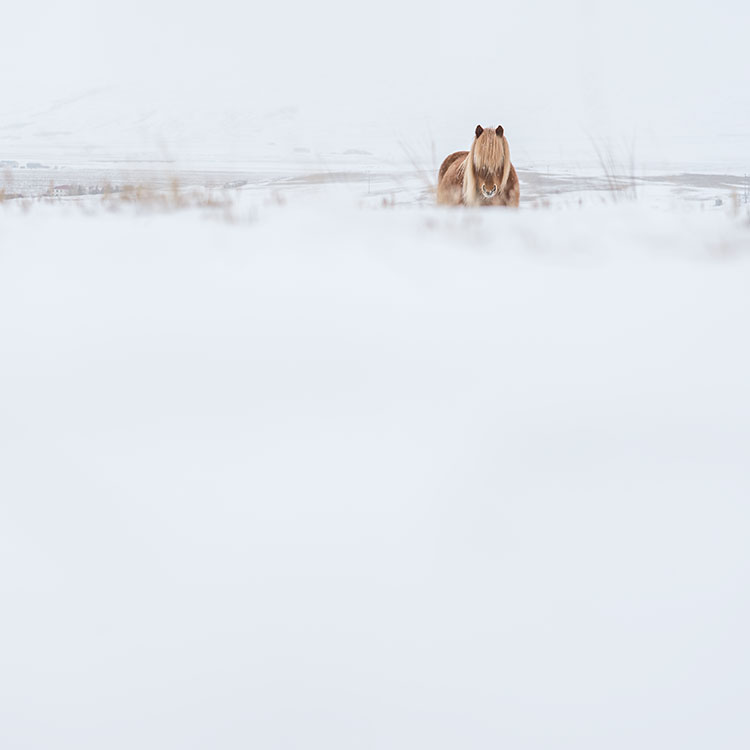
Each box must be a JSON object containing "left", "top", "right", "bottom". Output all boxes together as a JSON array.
[
  {"left": 2, "top": 197, "right": 750, "bottom": 748},
  {"left": 2, "top": 0, "right": 750, "bottom": 745}
]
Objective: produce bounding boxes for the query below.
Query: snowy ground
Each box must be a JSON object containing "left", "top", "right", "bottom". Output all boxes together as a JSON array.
[
  {"left": 3, "top": 0, "right": 749, "bottom": 743},
  {"left": 2, "top": 197, "right": 750, "bottom": 748},
  {"left": 4, "top": 157, "right": 750, "bottom": 214},
  {"left": 2, "top": 88, "right": 749, "bottom": 209}
]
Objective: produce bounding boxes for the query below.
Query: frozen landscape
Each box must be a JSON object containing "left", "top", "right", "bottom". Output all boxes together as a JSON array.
[{"left": 1, "top": 1, "right": 750, "bottom": 748}]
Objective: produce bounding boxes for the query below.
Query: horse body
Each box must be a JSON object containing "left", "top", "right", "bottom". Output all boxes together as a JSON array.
[{"left": 437, "top": 125, "right": 520, "bottom": 207}]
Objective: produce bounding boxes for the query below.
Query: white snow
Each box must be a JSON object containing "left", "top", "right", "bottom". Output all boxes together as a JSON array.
[
  {"left": 1, "top": 198, "right": 749, "bottom": 748},
  {"left": 2, "top": 0, "right": 749, "bottom": 743}
]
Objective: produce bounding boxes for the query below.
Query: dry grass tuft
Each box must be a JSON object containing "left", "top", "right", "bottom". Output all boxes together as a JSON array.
[
  {"left": 101, "top": 179, "right": 231, "bottom": 212},
  {"left": 398, "top": 137, "right": 439, "bottom": 204},
  {"left": 0, "top": 171, "right": 253, "bottom": 223},
  {"left": 589, "top": 137, "right": 639, "bottom": 202}
]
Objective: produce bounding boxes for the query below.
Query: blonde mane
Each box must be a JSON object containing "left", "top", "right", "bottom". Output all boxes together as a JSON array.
[
  {"left": 436, "top": 124, "right": 519, "bottom": 208},
  {"left": 462, "top": 129, "right": 512, "bottom": 206}
]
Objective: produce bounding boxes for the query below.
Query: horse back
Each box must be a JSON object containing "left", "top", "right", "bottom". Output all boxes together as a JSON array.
[{"left": 438, "top": 151, "right": 468, "bottom": 182}]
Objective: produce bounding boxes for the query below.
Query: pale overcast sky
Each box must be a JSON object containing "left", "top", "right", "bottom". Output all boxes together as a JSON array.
[{"left": 2, "top": 1, "right": 748, "bottom": 149}]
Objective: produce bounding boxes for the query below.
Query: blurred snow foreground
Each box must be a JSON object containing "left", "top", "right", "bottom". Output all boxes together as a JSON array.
[{"left": 1, "top": 199, "right": 750, "bottom": 749}]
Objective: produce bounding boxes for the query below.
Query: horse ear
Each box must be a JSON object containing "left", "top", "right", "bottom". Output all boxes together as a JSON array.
[
  {"left": 496, "top": 125, "right": 504, "bottom": 137},
  {"left": 475, "top": 125, "right": 484, "bottom": 137}
]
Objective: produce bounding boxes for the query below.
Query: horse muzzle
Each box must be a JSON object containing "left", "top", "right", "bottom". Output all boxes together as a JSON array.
[{"left": 481, "top": 183, "right": 498, "bottom": 199}]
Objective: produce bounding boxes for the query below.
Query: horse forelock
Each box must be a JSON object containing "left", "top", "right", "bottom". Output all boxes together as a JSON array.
[
  {"left": 463, "top": 130, "right": 512, "bottom": 204},
  {"left": 472, "top": 132, "right": 505, "bottom": 174}
]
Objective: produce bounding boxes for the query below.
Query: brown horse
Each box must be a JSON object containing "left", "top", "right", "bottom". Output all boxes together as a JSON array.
[{"left": 437, "top": 125, "right": 520, "bottom": 207}]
